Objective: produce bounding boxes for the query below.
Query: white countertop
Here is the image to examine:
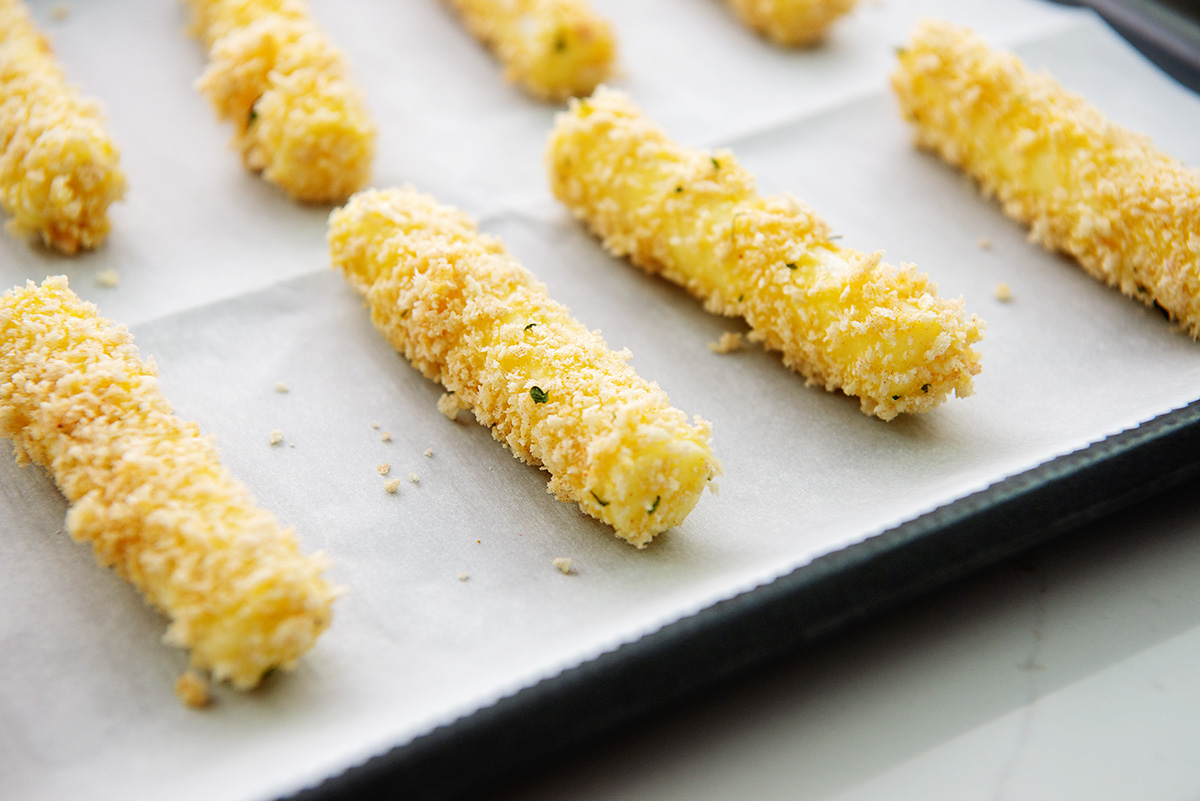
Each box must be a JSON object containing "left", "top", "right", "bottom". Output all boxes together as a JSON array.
[{"left": 497, "top": 473, "right": 1200, "bottom": 801}]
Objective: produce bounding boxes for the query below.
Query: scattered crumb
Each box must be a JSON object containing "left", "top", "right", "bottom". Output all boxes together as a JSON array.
[
  {"left": 175, "top": 671, "right": 211, "bottom": 709},
  {"left": 383, "top": 478, "right": 402, "bottom": 494},
  {"left": 408, "top": 472, "right": 420, "bottom": 484},
  {"left": 994, "top": 282, "right": 1013, "bottom": 302},
  {"left": 424, "top": 448, "right": 434, "bottom": 458},
  {"left": 274, "top": 381, "right": 289, "bottom": 393},
  {"left": 376, "top": 463, "right": 390, "bottom": 476},
  {"left": 458, "top": 571, "right": 470, "bottom": 582},
  {"left": 437, "top": 393, "right": 461, "bottom": 420},
  {"left": 95, "top": 268, "right": 119, "bottom": 288},
  {"left": 268, "top": 429, "right": 284, "bottom": 445},
  {"left": 381, "top": 431, "right": 392, "bottom": 442},
  {"left": 709, "top": 482, "right": 720, "bottom": 497},
  {"left": 50, "top": 3, "right": 70, "bottom": 21},
  {"left": 552, "top": 557, "right": 575, "bottom": 575},
  {"left": 978, "top": 237, "right": 992, "bottom": 250},
  {"left": 707, "top": 331, "right": 744, "bottom": 354},
  {"left": 370, "top": 421, "right": 380, "bottom": 429}
]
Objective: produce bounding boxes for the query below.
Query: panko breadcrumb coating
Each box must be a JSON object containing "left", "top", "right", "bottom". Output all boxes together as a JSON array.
[
  {"left": 893, "top": 20, "right": 1200, "bottom": 336},
  {"left": 186, "top": 0, "right": 375, "bottom": 202},
  {"left": 724, "top": 0, "right": 856, "bottom": 47},
  {"left": 330, "top": 187, "right": 719, "bottom": 548},
  {"left": 446, "top": 0, "right": 616, "bottom": 101},
  {"left": 0, "top": 277, "right": 337, "bottom": 696},
  {"left": 0, "top": 0, "right": 126, "bottom": 253},
  {"left": 547, "top": 88, "right": 983, "bottom": 420}
]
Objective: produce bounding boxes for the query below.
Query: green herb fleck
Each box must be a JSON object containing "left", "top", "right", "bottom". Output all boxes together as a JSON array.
[
  {"left": 829, "top": 235, "right": 843, "bottom": 240},
  {"left": 524, "top": 322, "right": 537, "bottom": 331},
  {"left": 675, "top": 186, "right": 683, "bottom": 193},
  {"left": 737, "top": 294, "right": 744, "bottom": 303},
  {"left": 895, "top": 45, "right": 908, "bottom": 57},
  {"left": 921, "top": 383, "right": 930, "bottom": 393},
  {"left": 554, "top": 30, "right": 567, "bottom": 52},
  {"left": 711, "top": 157, "right": 720, "bottom": 170},
  {"left": 248, "top": 105, "right": 258, "bottom": 126},
  {"left": 647, "top": 496, "right": 661, "bottom": 514},
  {"left": 786, "top": 262, "right": 797, "bottom": 270},
  {"left": 892, "top": 395, "right": 901, "bottom": 401},
  {"left": 530, "top": 386, "right": 549, "bottom": 404},
  {"left": 591, "top": 491, "right": 609, "bottom": 507}
]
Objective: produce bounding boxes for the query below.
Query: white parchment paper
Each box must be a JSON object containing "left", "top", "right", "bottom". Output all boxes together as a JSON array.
[{"left": 3, "top": 1, "right": 1200, "bottom": 800}]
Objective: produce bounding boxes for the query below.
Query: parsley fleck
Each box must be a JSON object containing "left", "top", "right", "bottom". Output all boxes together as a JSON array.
[
  {"left": 248, "top": 105, "right": 258, "bottom": 126},
  {"left": 591, "top": 491, "right": 609, "bottom": 507},
  {"left": 786, "top": 262, "right": 797, "bottom": 270},
  {"left": 647, "top": 496, "right": 661, "bottom": 514},
  {"left": 530, "top": 386, "right": 549, "bottom": 404},
  {"left": 524, "top": 322, "right": 537, "bottom": 331},
  {"left": 554, "top": 31, "right": 567, "bottom": 52},
  {"left": 895, "top": 46, "right": 908, "bottom": 57},
  {"left": 829, "top": 235, "right": 843, "bottom": 240},
  {"left": 921, "top": 383, "right": 930, "bottom": 393},
  {"left": 711, "top": 157, "right": 720, "bottom": 170},
  {"left": 737, "top": 294, "right": 744, "bottom": 303},
  {"left": 892, "top": 395, "right": 900, "bottom": 401},
  {"left": 675, "top": 186, "right": 683, "bottom": 193}
]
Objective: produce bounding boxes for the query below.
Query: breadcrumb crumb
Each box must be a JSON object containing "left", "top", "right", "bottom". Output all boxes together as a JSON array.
[
  {"left": 547, "top": 88, "right": 984, "bottom": 420},
  {"left": 552, "top": 556, "right": 575, "bottom": 574},
  {"left": 175, "top": 670, "right": 211, "bottom": 709},
  {"left": 708, "top": 331, "right": 745, "bottom": 354},
  {"left": 724, "top": 0, "right": 856, "bottom": 47},
  {"left": 1, "top": 277, "right": 337, "bottom": 694},
  {"left": 893, "top": 20, "right": 1200, "bottom": 336},
  {"left": 185, "top": 0, "right": 375, "bottom": 202},
  {"left": 424, "top": 447, "right": 434, "bottom": 457},
  {"left": 380, "top": 431, "right": 392, "bottom": 442},
  {"left": 330, "top": 187, "right": 721, "bottom": 548},
  {"left": 370, "top": 421, "right": 380, "bottom": 429},
  {"left": 50, "top": 3, "right": 70, "bottom": 21},
  {"left": 376, "top": 462, "right": 390, "bottom": 475},
  {"left": 274, "top": 381, "right": 289, "bottom": 393},
  {"left": 458, "top": 571, "right": 470, "bottom": 581},
  {"left": 269, "top": 428, "right": 284, "bottom": 445},
  {"left": 95, "top": 268, "right": 120, "bottom": 288},
  {"left": 408, "top": 472, "right": 419, "bottom": 484},
  {"left": 977, "top": 237, "right": 992, "bottom": 250},
  {"left": 994, "top": 282, "right": 1012, "bottom": 302},
  {"left": 437, "top": 392, "right": 462, "bottom": 421},
  {"left": 446, "top": 0, "right": 616, "bottom": 101},
  {"left": 0, "top": 0, "right": 126, "bottom": 253},
  {"left": 383, "top": 478, "right": 402, "bottom": 494}
]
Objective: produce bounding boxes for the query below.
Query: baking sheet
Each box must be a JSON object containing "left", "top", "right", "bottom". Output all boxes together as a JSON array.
[{"left": 3, "top": 1, "right": 1200, "bottom": 800}]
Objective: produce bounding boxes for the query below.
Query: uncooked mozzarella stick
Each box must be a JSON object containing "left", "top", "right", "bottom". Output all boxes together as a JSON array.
[
  {"left": 0, "top": 277, "right": 338, "bottom": 702},
  {"left": 724, "top": 0, "right": 856, "bottom": 47},
  {"left": 446, "top": 0, "right": 616, "bottom": 101},
  {"left": 547, "top": 88, "right": 983, "bottom": 421},
  {"left": 892, "top": 20, "right": 1200, "bottom": 336},
  {"left": 0, "top": 0, "right": 126, "bottom": 253},
  {"left": 329, "top": 187, "right": 718, "bottom": 548},
  {"left": 186, "top": 0, "right": 375, "bottom": 202}
]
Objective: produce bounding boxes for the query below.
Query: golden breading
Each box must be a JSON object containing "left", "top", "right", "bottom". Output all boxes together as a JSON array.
[
  {"left": 186, "top": 0, "right": 375, "bottom": 202},
  {"left": 0, "top": 276, "right": 337, "bottom": 697},
  {"left": 724, "top": 0, "right": 856, "bottom": 47},
  {"left": 329, "top": 187, "right": 719, "bottom": 548},
  {"left": 547, "top": 88, "right": 983, "bottom": 420},
  {"left": 0, "top": 0, "right": 126, "bottom": 253},
  {"left": 892, "top": 20, "right": 1200, "bottom": 336},
  {"left": 446, "top": 0, "right": 616, "bottom": 101}
]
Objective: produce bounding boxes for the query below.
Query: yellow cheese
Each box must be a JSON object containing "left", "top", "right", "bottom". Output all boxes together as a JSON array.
[
  {"left": 892, "top": 20, "right": 1200, "bottom": 336},
  {"left": 329, "top": 187, "right": 719, "bottom": 548},
  {"left": 724, "top": 0, "right": 856, "bottom": 47},
  {"left": 186, "top": 0, "right": 375, "bottom": 202},
  {"left": 547, "top": 88, "right": 983, "bottom": 420},
  {"left": 0, "top": 276, "right": 337, "bottom": 696},
  {"left": 0, "top": 0, "right": 126, "bottom": 253},
  {"left": 446, "top": 0, "right": 616, "bottom": 101}
]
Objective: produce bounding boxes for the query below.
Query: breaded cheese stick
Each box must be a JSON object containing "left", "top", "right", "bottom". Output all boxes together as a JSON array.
[
  {"left": 0, "top": 276, "right": 337, "bottom": 701},
  {"left": 0, "top": 0, "right": 126, "bottom": 253},
  {"left": 186, "top": 0, "right": 375, "bottom": 202},
  {"left": 547, "top": 88, "right": 983, "bottom": 420},
  {"left": 892, "top": 20, "right": 1200, "bottom": 336},
  {"left": 446, "top": 0, "right": 616, "bottom": 101},
  {"left": 724, "top": 0, "right": 856, "bottom": 47},
  {"left": 329, "top": 187, "right": 718, "bottom": 547}
]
